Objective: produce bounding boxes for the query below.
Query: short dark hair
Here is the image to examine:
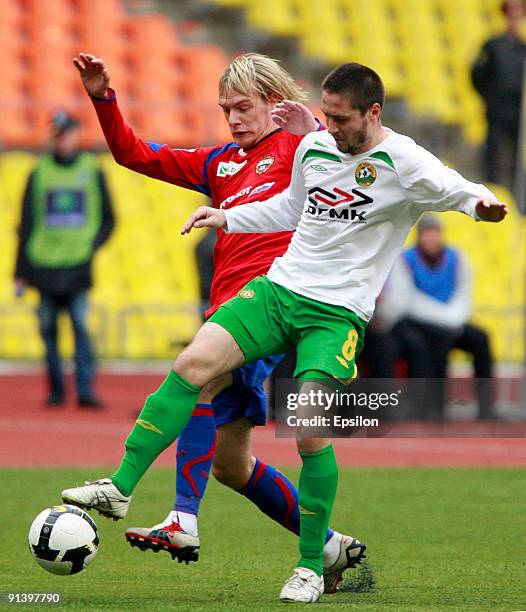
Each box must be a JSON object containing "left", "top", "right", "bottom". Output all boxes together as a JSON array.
[
  {"left": 51, "top": 109, "right": 80, "bottom": 134},
  {"left": 322, "top": 63, "right": 385, "bottom": 115}
]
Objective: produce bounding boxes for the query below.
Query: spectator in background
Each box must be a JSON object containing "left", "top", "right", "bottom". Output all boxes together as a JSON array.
[
  {"left": 359, "top": 289, "right": 398, "bottom": 379},
  {"left": 388, "top": 215, "right": 495, "bottom": 420},
  {"left": 14, "top": 111, "right": 115, "bottom": 408},
  {"left": 471, "top": 0, "right": 526, "bottom": 189}
]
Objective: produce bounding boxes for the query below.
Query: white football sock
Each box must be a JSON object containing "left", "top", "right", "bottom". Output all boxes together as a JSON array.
[
  {"left": 174, "top": 511, "right": 198, "bottom": 537},
  {"left": 153, "top": 510, "right": 198, "bottom": 536}
]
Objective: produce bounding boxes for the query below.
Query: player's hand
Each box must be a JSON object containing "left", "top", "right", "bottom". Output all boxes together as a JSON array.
[
  {"left": 271, "top": 100, "right": 318, "bottom": 135},
  {"left": 181, "top": 207, "right": 227, "bottom": 235},
  {"left": 475, "top": 198, "right": 508, "bottom": 222},
  {"left": 73, "top": 53, "right": 111, "bottom": 98}
]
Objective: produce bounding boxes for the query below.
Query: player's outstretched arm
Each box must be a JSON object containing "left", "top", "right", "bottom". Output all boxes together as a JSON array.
[
  {"left": 475, "top": 198, "right": 508, "bottom": 222},
  {"left": 181, "top": 207, "right": 226, "bottom": 235},
  {"left": 72, "top": 52, "right": 212, "bottom": 191},
  {"left": 73, "top": 53, "right": 111, "bottom": 99},
  {"left": 271, "top": 100, "right": 319, "bottom": 134},
  {"left": 399, "top": 144, "right": 508, "bottom": 222}
]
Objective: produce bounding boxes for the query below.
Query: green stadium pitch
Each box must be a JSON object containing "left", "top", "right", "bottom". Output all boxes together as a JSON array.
[{"left": 0, "top": 467, "right": 524, "bottom": 611}]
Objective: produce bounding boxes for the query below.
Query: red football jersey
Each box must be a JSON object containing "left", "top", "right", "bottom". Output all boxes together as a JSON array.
[{"left": 92, "top": 90, "right": 308, "bottom": 316}]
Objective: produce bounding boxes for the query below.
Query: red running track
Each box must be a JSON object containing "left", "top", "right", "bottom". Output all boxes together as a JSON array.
[{"left": 1, "top": 373, "right": 525, "bottom": 467}]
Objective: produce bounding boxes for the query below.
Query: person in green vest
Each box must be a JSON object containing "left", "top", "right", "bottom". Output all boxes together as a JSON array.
[{"left": 15, "top": 110, "right": 115, "bottom": 408}]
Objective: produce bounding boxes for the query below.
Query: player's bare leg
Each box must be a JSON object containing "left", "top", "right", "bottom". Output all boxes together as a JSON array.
[{"left": 212, "top": 418, "right": 256, "bottom": 488}]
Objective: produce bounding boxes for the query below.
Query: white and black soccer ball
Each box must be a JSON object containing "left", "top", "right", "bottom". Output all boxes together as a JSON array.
[{"left": 28, "top": 505, "right": 99, "bottom": 575}]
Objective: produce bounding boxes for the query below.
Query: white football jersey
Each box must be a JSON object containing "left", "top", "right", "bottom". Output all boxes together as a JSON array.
[{"left": 224, "top": 129, "right": 494, "bottom": 321}]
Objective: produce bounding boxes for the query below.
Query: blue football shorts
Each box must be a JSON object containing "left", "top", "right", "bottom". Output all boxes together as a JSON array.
[{"left": 211, "top": 354, "right": 283, "bottom": 427}]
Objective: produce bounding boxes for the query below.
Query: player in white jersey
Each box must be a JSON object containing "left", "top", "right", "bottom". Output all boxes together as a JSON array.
[{"left": 62, "top": 63, "right": 506, "bottom": 604}]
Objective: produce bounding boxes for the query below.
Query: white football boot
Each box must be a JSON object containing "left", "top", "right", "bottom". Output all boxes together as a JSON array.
[
  {"left": 279, "top": 567, "right": 324, "bottom": 603},
  {"left": 323, "top": 533, "right": 367, "bottom": 594},
  {"left": 125, "top": 512, "right": 199, "bottom": 564},
  {"left": 61, "top": 478, "right": 131, "bottom": 520}
]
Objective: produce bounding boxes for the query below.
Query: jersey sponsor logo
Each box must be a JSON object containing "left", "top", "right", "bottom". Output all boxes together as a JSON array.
[
  {"left": 220, "top": 186, "right": 253, "bottom": 209},
  {"left": 255, "top": 154, "right": 274, "bottom": 174},
  {"left": 355, "top": 162, "right": 377, "bottom": 187},
  {"left": 217, "top": 160, "right": 247, "bottom": 177},
  {"left": 298, "top": 506, "right": 316, "bottom": 515},
  {"left": 311, "top": 164, "right": 328, "bottom": 172},
  {"left": 251, "top": 181, "right": 276, "bottom": 196},
  {"left": 306, "top": 186, "right": 373, "bottom": 223},
  {"left": 219, "top": 182, "right": 276, "bottom": 209},
  {"left": 238, "top": 289, "right": 255, "bottom": 299}
]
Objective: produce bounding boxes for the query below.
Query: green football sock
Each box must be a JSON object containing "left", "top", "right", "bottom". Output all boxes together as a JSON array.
[
  {"left": 297, "top": 444, "right": 338, "bottom": 576},
  {"left": 111, "top": 370, "right": 201, "bottom": 496}
]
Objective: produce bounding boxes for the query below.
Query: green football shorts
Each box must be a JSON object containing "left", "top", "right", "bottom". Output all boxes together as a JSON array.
[{"left": 208, "top": 276, "right": 367, "bottom": 383}]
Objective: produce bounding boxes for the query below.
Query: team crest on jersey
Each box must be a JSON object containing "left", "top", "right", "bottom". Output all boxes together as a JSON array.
[
  {"left": 239, "top": 289, "right": 255, "bottom": 299},
  {"left": 217, "top": 160, "right": 247, "bottom": 177},
  {"left": 355, "top": 162, "right": 377, "bottom": 187},
  {"left": 255, "top": 155, "right": 274, "bottom": 175}
]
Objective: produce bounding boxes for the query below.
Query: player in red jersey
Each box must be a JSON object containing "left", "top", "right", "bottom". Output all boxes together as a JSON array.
[{"left": 69, "top": 52, "right": 365, "bottom": 592}]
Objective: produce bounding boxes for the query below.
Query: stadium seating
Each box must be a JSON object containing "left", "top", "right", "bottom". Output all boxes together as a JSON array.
[
  {"left": 215, "top": 0, "right": 505, "bottom": 145},
  {"left": 0, "top": 0, "right": 504, "bottom": 145},
  {"left": 0, "top": 0, "right": 522, "bottom": 363},
  {"left": 0, "top": 0, "right": 231, "bottom": 148}
]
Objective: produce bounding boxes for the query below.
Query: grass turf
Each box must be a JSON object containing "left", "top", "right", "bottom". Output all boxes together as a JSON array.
[{"left": 0, "top": 467, "right": 524, "bottom": 611}]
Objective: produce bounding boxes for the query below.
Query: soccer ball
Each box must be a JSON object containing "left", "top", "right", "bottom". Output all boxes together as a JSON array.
[{"left": 28, "top": 505, "right": 99, "bottom": 575}]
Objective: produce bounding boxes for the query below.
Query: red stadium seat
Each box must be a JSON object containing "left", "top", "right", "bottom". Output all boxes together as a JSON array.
[
  {"left": 0, "top": 11, "right": 27, "bottom": 65},
  {"left": 0, "top": 28, "right": 28, "bottom": 78},
  {"left": 76, "top": 0, "right": 127, "bottom": 71},
  {"left": 0, "top": 104, "right": 35, "bottom": 148},
  {"left": 178, "top": 45, "right": 228, "bottom": 101},
  {"left": 132, "top": 106, "right": 194, "bottom": 148},
  {"left": 0, "top": 0, "right": 233, "bottom": 150},
  {"left": 76, "top": 0, "right": 124, "bottom": 20},
  {"left": 126, "top": 13, "right": 180, "bottom": 51},
  {"left": 22, "top": 0, "right": 78, "bottom": 54},
  {"left": 0, "top": 0, "right": 25, "bottom": 27}
]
